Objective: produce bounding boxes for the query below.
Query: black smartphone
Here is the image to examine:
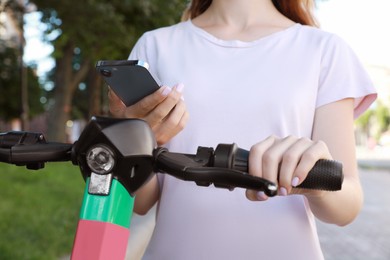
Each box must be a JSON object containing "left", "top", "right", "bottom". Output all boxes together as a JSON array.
[{"left": 96, "top": 60, "right": 160, "bottom": 106}]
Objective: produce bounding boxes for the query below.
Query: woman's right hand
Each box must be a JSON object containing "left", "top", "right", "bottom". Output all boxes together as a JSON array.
[{"left": 108, "top": 83, "right": 189, "bottom": 145}]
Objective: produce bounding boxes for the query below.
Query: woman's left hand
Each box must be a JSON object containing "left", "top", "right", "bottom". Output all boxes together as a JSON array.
[{"left": 246, "top": 135, "right": 333, "bottom": 201}]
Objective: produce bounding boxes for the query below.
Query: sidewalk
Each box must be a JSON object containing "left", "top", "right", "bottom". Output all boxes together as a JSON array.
[
  {"left": 317, "top": 167, "right": 390, "bottom": 260},
  {"left": 356, "top": 145, "right": 390, "bottom": 169}
]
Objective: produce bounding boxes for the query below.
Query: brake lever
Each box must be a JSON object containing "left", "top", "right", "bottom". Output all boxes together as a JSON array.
[
  {"left": 0, "top": 131, "right": 72, "bottom": 169},
  {"left": 153, "top": 147, "right": 278, "bottom": 197}
]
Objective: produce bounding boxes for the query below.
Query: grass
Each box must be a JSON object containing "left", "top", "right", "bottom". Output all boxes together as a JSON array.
[{"left": 0, "top": 162, "right": 85, "bottom": 260}]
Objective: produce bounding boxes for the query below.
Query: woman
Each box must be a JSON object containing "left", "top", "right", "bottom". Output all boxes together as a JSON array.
[{"left": 109, "top": 0, "right": 376, "bottom": 259}]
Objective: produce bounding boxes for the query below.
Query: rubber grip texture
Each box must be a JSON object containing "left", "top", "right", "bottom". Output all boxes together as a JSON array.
[{"left": 297, "top": 159, "right": 343, "bottom": 191}]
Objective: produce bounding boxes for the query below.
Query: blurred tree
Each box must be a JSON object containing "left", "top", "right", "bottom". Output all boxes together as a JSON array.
[
  {"left": 374, "top": 101, "right": 390, "bottom": 139},
  {"left": 31, "top": 0, "right": 186, "bottom": 142},
  {"left": 355, "top": 101, "right": 390, "bottom": 143},
  {"left": 0, "top": 0, "right": 39, "bottom": 129},
  {"left": 0, "top": 43, "right": 44, "bottom": 122},
  {"left": 355, "top": 108, "right": 374, "bottom": 140}
]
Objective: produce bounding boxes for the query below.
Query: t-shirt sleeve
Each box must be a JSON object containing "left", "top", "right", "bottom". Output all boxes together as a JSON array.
[
  {"left": 316, "top": 34, "right": 377, "bottom": 118},
  {"left": 128, "top": 32, "right": 161, "bottom": 84},
  {"left": 128, "top": 34, "right": 148, "bottom": 61}
]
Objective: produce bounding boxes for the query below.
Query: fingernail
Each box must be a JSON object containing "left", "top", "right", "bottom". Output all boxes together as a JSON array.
[
  {"left": 279, "top": 187, "right": 288, "bottom": 196},
  {"left": 256, "top": 191, "right": 268, "bottom": 201},
  {"left": 291, "top": 177, "right": 300, "bottom": 187},
  {"left": 161, "top": 86, "right": 172, "bottom": 96},
  {"left": 175, "top": 83, "right": 184, "bottom": 93}
]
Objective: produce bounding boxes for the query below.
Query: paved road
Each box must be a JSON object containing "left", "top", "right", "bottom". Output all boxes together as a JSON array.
[
  {"left": 316, "top": 167, "right": 390, "bottom": 260},
  {"left": 125, "top": 165, "right": 390, "bottom": 260}
]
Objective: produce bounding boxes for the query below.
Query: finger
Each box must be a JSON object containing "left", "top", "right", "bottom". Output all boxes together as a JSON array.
[
  {"left": 108, "top": 87, "right": 121, "bottom": 102},
  {"left": 248, "top": 135, "right": 278, "bottom": 179},
  {"left": 125, "top": 86, "right": 172, "bottom": 118},
  {"left": 291, "top": 140, "right": 332, "bottom": 188},
  {"left": 153, "top": 101, "right": 189, "bottom": 145},
  {"left": 159, "top": 100, "right": 188, "bottom": 132},
  {"left": 261, "top": 135, "right": 299, "bottom": 187},
  {"left": 278, "top": 137, "right": 313, "bottom": 194},
  {"left": 108, "top": 88, "right": 126, "bottom": 117},
  {"left": 246, "top": 136, "right": 277, "bottom": 201},
  {"left": 143, "top": 85, "right": 183, "bottom": 127}
]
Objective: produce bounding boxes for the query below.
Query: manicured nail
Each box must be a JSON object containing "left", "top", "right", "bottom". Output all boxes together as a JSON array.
[
  {"left": 174, "top": 83, "right": 185, "bottom": 101},
  {"left": 291, "top": 177, "right": 300, "bottom": 187},
  {"left": 176, "top": 83, "right": 184, "bottom": 93},
  {"left": 161, "top": 86, "right": 172, "bottom": 96},
  {"left": 256, "top": 191, "right": 268, "bottom": 201},
  {"left": 279, "top": 187, "right": 288, "bottom": 196}
]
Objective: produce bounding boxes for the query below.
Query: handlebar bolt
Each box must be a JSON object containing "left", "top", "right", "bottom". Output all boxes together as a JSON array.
[
  {"left": 86, "top": 144, "right": 115, "bottom": 174},
  {"left": 266, "top": 184, "right": 278, "bottom": 197}
]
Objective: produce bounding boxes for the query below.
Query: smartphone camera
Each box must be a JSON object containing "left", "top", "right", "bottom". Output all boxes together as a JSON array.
[{"left": 100, "top": 69, "right": 112, "bottom": 77}]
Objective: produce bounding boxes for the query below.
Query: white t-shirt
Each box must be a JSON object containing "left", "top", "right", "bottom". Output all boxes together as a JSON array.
[{"left": 129, "top": 21, "right": 376, "bottom": 260}]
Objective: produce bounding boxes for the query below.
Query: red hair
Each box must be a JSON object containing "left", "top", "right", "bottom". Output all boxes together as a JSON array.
[{"left": 182, "top": 0, "right": 317, "bottom": 26}]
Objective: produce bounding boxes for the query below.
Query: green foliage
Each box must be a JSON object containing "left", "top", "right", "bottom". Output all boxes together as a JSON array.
[
  {"left": 375, "top": 101, "right": 390, "bottom": 133},
  {"left": 72, "top": 83, "right": 90, "bottom": 119},
  {"left": 0, "top": 162, "right": 85, "bottom": 259},
  {"left": 33, "top": 0, "right": 187, "bottom": 62},
  {"left": 0, "top": 43, "right": 44, "bottom": 121},
  {"left": 355, "top": 108, "right": 374, "bottom": 130},
  {"left": 355, "top": 101, "right": 390, "bottom": 141}
]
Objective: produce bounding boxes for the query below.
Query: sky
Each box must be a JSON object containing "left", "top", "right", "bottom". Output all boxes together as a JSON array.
[
  {"left": 24, "top": 11, "right": 54, "bottom": 77},
  {"left": 23, "top": 0, "right": 390, "bottom": 75},
  {"left": 316, "top": 0, "right": 390, "bottom": 67}
]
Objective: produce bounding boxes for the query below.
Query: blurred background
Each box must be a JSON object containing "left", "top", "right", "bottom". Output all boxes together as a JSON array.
[{"left": 0, "top": 0, "right": 389, "bottom": 259}]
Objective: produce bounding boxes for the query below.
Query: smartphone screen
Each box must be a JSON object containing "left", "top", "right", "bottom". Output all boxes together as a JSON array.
[{"left": 96, "top": 60, "right": 160, "bottom": 106}]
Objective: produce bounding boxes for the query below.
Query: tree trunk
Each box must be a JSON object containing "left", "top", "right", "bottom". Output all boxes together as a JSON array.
[
  {"left": 46, "top": 42, "right": 90, "bottom": 142},
  {"left": 18, "top": 9, "right": 29, "bottom": 131}
]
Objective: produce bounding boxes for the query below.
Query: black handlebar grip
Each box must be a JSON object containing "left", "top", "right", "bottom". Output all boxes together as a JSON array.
[
  {"left": 297, "top": 159, "right": 343, "bottom": 191},
  {"left": 215, "top": 144, "right": 344, "bottom": 192}
]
